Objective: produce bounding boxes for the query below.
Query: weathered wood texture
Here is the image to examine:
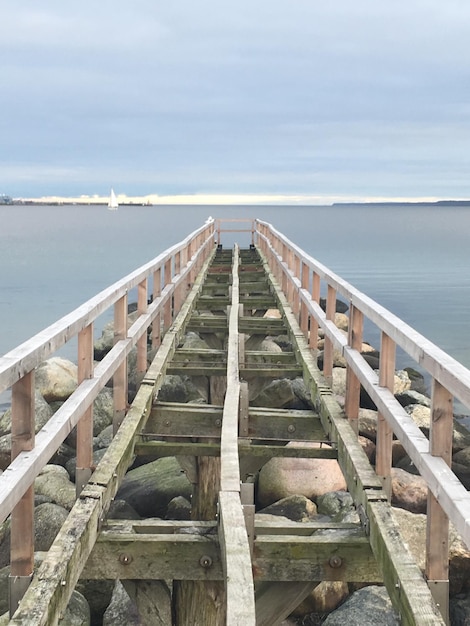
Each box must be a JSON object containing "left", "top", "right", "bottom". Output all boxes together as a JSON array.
[{"left": 8, "top": 242, "right": 217, "bottom": 626}]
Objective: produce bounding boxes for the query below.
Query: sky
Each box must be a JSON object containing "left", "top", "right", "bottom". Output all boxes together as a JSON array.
[{"left": 2, "top": 1, "right": 470, "bottom": 204}]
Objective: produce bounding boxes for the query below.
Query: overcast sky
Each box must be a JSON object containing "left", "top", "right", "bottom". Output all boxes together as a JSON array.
[{"left": 2, "top": 1, "right": 470, "bottom": 203}]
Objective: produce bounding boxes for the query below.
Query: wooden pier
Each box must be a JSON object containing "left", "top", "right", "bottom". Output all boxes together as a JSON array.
[{"left": 1, "top": 218, "right": 470, "bottom": 624}]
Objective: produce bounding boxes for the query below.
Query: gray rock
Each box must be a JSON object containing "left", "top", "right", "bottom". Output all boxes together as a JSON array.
[
  {"left": 258, "top": 494, "right": 317, "bottom": 522},
  {"left": 35, "top": 357, "right": 78, "bottom": 402},
  {"left": 316, "top": 491, "right": 355, "bottom": 521},
  {"left": 108, "top": 499, "right": 141, "bottom": 520},
  {"left": 35, "top": 464, "right": 76, "bottom": 510},
  {"left": 157, "top": 375, "right": 207, "bottom": 404},
  {"left": 94, "top": 424, "right": 113, "bottom": 450},
  {"left": 322, "top": 585, "right": 399, "bottom": 625},
  {"left": 66, "top": 388, "right": 114, "bottom": 448},
  {"left": 103, "top": 581, "right": 143, "bottom": 626},
  {"left": 166, "top": 496, "right": 192, "bottom": 520},
  {"left": 0, "top": 390, "right": 53, "bottom": 436},
  {"left": 395, "top": 389, "right": 431, "bottom": 408},
  {"left": 65, "top": 448, "right": 108, "bottom": 482},
  {"left": 117, "top": 457, "right": 192, "bottom": 517},
  {"left": 251, "top": 379, "right": 296, "bottom": 408},
  {"left": 76, "top": 580, "right": 114, "bottom": 625},
  {"left": 0, "top": 503, "right": 69, "bottom": 568},
  {"left": 0, "top": 556, "right": 89, "bottom": 624},
  {"left": 451, "top": 592, "right": 470, "bottom": 626}
]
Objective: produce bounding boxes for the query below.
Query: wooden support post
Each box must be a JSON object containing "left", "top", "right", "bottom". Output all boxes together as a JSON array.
[
  {"left": 152, "top": 267, "right": 162, "bottom": 349},
  {"left": 300, "top": 262, "right": 309, "bottom": 337},
  {"left": 163, "top": 258, "right": 172, "bottom": 333},
  {"left": 113, "top": 294, "right": 128, "bottom": 435},
  {"left": 10, "top": 372, "right": 35, "bottom": 616},
  {"left": 426, "top": 379, "right": 452, "bottom": 625},
  {"left": 241, "top": 482, "right": 255, "bottom": 557},
  {"left": 76, "top": 323, "right": 94, "bottom": 497},
  {"left": 376, "top": 332, "right": 395, "bottom": 499},
  {"left": 293, "top": 254, "right": 300, "bottom": 320},
  {"left": 136, "top": 279, "right": 148, "bottom": 383},
  {"left": 309, "top": 272, "right": 320, "bottom": 354},
  {"left": 344, "top": 305, "right": 363, "bottom": 435},
  {"left": 323, "top": 285, "right": 336, "bottom": 383}
]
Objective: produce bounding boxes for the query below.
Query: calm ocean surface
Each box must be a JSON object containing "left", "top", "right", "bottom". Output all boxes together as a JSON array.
[{"left": 1, "top": 203, "right": 469, "bottom": 412}]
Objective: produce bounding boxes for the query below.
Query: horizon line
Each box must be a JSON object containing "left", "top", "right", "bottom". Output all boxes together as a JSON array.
[{"left": 11, "top": 192, "right": 468, "bottom": 206}]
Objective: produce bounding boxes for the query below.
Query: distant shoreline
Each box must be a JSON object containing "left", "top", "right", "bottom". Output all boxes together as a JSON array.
[{"left": 332, "top": 200, "right": 470, "bottom": 207}]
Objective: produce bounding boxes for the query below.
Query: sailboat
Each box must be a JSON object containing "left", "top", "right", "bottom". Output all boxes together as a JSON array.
[{"left": 108, "top": 188, "right": 118, "bottom": 210}]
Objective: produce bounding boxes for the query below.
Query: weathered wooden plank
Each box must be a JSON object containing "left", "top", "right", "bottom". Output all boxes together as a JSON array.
[
  {"left": 134, "top": 440, "right": 337, "bottom": 459},
  {"left": 218, "top": 491, "right": 256, "bottom": 624},
  {"left": 82, "top": 532, "right": 223, "bottom": 581},
  {"left": 220, "top": 246, "right": 241, "bottom": 493},
  {"left": 253, "top": 534, "right": 381, "bottom": 582}
]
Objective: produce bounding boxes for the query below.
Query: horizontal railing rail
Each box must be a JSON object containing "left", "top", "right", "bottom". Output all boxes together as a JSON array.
[{"left": 256, "top": 217, "right": 470, "bottom": 619}]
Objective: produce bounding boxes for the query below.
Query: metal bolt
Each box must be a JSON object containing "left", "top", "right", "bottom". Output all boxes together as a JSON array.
[
  {"left": 328, "top": 555, "right": 342, "bottom": 569},
  {"left": 119, "top": 554, "right": 133, "bottom": 565},
  {"left": 215, "top": 419, "right": 222, "bottom": 427},
  {"left": 287, "top": 424, "right": 296, "bottom": 433},
  {"left": 199, "top": 555, "right": 213, "bottom": 568}
]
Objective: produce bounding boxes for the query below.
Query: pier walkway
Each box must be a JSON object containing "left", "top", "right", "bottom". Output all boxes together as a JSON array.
[{"left": 1, "top": 218, "right": 470, "bottom": 624}]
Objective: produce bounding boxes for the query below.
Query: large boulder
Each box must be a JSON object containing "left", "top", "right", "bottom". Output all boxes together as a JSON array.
[
  {"left": 35, "top": 464, "right": 76, "bottom": 510},
  {"left": 35, "top": 357, "right": 78, "bottom": 403},
  {"left": 0, "top": 390, "right": 53, "bottom": 436},
  {"left": 116, "top": 457, "right": 192, "bottom": 517},
  {"left": 157, "top": 375, "right": 208, "bottom": 404},
  {"left": 258, "top": 495, "right": 317, "bottom": 522},
  {"left": 391, "top": 467, "right": 427, "bottom": 514},
  {"left": 405, "top": 405, "right": 470, "bottom": 452},
  {"left": 0, "top": 502, "right": 69, "bottom": 568},
  {"left": 66, "top": 388, "right": 114, "bottom": 448},
  {"left": 257, "top": 444, "right": 346, "bottom": 509},
  {"left": 392, "top": 507, "right": 470, "bottom": 596},
  {"left": 102, "top": 581, "right": 142, "bottom": 626},
  {"left": 322, "top": 585, "right": 399, "bottom": 625}
]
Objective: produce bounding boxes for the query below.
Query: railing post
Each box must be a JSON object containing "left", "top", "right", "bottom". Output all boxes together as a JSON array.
[
  {"left": 300, "top": 262, "right": 309, "bottom": 337},
  {"left": 293, "top": 254, "right": 301, "bottom": 321},
  {"left": 376, "top": 331, "right": 395, "bottom": 498},
  {"left": 309, "top": 272, "right": 320, "bottom": 354},
  {"left": 152, "top": 267, "right": 162, "bottom": 349},
  {"left": 9, "top": 371, "right": 35, "bottom": 616},
  {"left": 76, "top": 323, "right": 94, "bottom": 497},
  {"left": 113, "top": 294, "right": 128, "bottom": 434},
  {"left": 323, "top": 285, "right": 336, "bottom": 383},
  {"left": 163, "top": 258, "right": 172, "bottom": 333},
  {"left": 344, "top": 305, "right": 363, "bottom": 435},
  {"left": 137, "top": 279, "right": 148, "bottom": 382},
  {"left": 426, "top": 379, "right": 452, "bottom": 624}
]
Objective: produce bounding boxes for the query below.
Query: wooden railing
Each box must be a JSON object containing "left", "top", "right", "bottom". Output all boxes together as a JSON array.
[
  {"left": 256, "top": 218, "right": 470, "bottom": 617},
  {"left": 0, "top": 218, "right": 215, "bottom": 613}
]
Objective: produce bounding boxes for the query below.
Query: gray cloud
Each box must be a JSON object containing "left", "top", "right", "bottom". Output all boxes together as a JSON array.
[{"left": 2, "top": 1, "right": 470, "bottom": 199}]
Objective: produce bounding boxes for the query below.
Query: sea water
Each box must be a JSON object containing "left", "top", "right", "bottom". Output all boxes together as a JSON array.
[{"left": 1, "top": 203, "right": 469, "bottom": 412}]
